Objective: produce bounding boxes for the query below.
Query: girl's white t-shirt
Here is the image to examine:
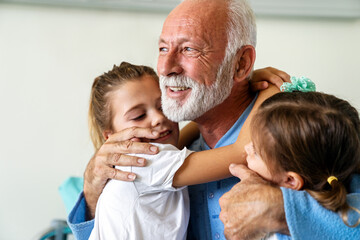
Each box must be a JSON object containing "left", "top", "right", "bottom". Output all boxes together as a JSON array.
[{"left": 89, "top": 144, "right": 193, "bottom": 240}]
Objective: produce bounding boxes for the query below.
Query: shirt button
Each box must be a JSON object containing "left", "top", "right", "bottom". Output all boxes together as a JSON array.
[
  {"left": 215, "top": 233, "right": 220, "bottom": 239},
  {"left": 208, "top": 192, "right": 214, "bottom": 199}
]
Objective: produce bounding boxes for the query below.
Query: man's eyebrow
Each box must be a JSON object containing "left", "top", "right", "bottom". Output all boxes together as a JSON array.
[
  {"left": 158, "top": 36, "right": 190, "bottom": 45},
  {"left": 158, "top": 37, "right": 166, "bottom": 45}
]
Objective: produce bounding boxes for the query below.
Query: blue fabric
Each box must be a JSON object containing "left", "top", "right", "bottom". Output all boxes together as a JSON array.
[
  {"left": 67, "top": 192, "right": 94, "bottom": 240},
  {"left": 59, "top": 177, "right": 84, "bottom": 214},
  {"left": 187, "top": 95, "right": 257, "bottom": 240},
  {"left": 276, "top": 174, "right": 360, "bottom": 240}
]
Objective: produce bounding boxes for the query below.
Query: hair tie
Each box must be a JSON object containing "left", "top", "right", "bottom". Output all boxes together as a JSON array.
[
  {"left": 280, "top": 76, "right": 316, "bottom": 92},
  {"left": 327, "top": 176, "right": 338, "bottom": 185}
]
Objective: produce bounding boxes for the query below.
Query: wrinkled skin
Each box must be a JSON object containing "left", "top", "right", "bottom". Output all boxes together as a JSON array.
[{"left": 219, "top": 164, "right": 289, "bottom": 240}]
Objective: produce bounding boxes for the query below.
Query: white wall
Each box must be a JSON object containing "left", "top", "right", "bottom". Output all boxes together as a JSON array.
[
  {"left": 255, "top": 16, "right": 360, "bottom": 107},
  {"left": 0, "top": 3, "right": 359, "bottom": 239}
]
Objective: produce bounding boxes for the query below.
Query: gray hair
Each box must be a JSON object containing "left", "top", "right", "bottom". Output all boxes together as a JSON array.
[
  {"left": 178, "top": 0, "right": 257, "bottom": 78},
  {"left": 179, "top": 0, "right": 257, "bottom": 54},
  {"left": 218, "top": 0, "right": 257, "bottom": 80},
  {"left": 226, "top": 0, "right": 257, "bottom": 55}
]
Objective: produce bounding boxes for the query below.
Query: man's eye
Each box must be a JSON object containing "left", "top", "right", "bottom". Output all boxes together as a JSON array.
[
  {"left": 159, "top": 47, "right": 168, "bottom": 52},
  {"left": 184, "top": 47, "right": 194, "bottom": 51},
  {"left": 132, "top": 114, "right": 146, "bottom": 121}
]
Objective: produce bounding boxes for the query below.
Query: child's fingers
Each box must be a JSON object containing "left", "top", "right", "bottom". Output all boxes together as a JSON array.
[
  {"left": 251, "top": 67, "right": 291, "bottom": 90},
  {"left": 268, "top": 67, "right": 291, "bottom": 83},
  {"left": 250, "top": 81, "right": 269, "bottom": 92}
]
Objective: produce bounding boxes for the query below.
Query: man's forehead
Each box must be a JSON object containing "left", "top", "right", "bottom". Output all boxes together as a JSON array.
[
  {"left": 159, "top": 25, "right": 216, "bottom": 49},
  {"left": 166, "top": 0, "right": 228, "bottom": 27},
  {"left": 160, "top": 8, "right": 228, "bottom": 42},
  {"left": 166, "top": 15, "right": 198, "bottom": 29}
]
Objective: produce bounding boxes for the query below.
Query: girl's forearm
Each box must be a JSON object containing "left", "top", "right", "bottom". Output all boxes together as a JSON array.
[{"left": 173, "top": 85, "right": 279, "bottom": 187}]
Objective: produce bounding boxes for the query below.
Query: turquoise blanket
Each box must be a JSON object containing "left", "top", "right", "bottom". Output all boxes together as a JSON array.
[{"left": 277, "top": 174, "right": 360, "bottom": 240}]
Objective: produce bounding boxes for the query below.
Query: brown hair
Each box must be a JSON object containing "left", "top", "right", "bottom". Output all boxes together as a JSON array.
[
  {"left": 88, "top": 62, "right": 158, "bottom": 151},
  {"left": 251, "top": 91, "right": 360, "bottom": 227}
]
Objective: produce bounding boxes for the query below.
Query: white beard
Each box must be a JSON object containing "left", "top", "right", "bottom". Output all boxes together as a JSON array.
[{"left": 159, "top": 56, "right": 234, "bottom": 122}]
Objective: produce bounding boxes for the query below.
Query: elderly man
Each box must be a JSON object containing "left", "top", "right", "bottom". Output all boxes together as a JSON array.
[
  {"left": 68, "top": 0, "right": 284, "bottom": 239},
  {"left": 157, "top": 0, "right": 259, "bottom": 238},
  {"left": 68, "top": 0, "right": 348, "bottom": 239},
  {"left": 68, "top": 1, "right": 263, "bottom": 239}
]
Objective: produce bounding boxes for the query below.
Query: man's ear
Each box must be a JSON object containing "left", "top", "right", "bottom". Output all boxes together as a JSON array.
[
  {"left": 281, "top": 171, "right": 304, "bottom": 190},
  {"left": 102, "top": 130, "right": 113, "bottom": 140},
  {"left": 233, "top": 45, "right": 256, "bottom": 83}
]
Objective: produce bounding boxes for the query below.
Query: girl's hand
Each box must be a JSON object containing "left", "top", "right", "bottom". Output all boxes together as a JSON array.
[
  {"left": 83, "top": 127, "right": 160, "bottom": 219},
  {"left": 250, "top": 67, "right": 291, "bottom": 92}
]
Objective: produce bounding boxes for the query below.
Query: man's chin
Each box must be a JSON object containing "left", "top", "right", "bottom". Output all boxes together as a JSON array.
[
  {"left": 163, "top": 107, "right": 187, "bottom": 122},
  {"left": 163, "top": 106, "right": 202, "bottom": 122},
  {"left": 162, "top": 89, "right": 205, "bottom": 121}
]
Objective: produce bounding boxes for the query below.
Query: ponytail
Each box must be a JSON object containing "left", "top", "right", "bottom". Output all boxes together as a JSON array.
[
  {"left": 308, "top": 178, "right": 360, "bottom": 227},
  {"left": 88, "top": 78, "right": 106, "bottom": 151}
]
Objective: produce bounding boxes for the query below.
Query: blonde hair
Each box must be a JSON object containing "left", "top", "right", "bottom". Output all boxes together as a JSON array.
[
  {"left": 251, "top": 91, "right": 360, "bottom": 227},
  {"left": 88, "top": 62, "right": 158, "bottom": 151}
]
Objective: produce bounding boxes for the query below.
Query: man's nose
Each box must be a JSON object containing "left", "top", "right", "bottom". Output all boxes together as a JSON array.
[{"left": 158, "top": 51, "right": 183, "bottom": 77}]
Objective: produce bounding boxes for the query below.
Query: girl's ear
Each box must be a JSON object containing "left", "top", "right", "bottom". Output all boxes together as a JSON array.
[
  {"left": 282, "top": 171, "right": 304, "bottom": 190},
  {"left": 102, "top": 130, "right": 113, "bottom": 140}
]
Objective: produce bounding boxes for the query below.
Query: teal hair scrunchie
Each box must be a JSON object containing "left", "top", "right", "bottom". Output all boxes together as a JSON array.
[{"left": 280, "top": 76, "right": 316, "bottom": 92}]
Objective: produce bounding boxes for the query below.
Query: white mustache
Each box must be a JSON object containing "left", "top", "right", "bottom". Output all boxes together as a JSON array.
[{"left": 159, "top": 75, "right": 200, "bottom": 89}]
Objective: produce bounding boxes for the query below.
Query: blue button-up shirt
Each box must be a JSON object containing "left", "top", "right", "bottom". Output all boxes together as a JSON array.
[{"left": 187, "top": 95, "right": 257, "bottom": 240}]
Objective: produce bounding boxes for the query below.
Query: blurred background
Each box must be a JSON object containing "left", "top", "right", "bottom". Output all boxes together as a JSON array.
[{"left": 0, "top": 0, "right": 359, "bottom": 239}]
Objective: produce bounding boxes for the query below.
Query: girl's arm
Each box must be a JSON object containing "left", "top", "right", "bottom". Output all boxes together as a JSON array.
[{"left": 173, "top": 85, "right": 279, "bottom": 187}]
